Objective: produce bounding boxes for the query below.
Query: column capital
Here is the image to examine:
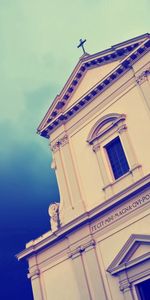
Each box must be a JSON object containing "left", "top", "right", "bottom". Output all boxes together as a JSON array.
[
  {"left": 59, "top": 134, "right": 69, "bottom": 147},
  {"left": 50, "top": 134, "right": 69, "bottom": 152},
  {"left": 136, "top": 68, "right": 150, "bottom": 85},
  {"left": 51, "top": 141, "right": 60, "bottom": 153},
  {"left": 27, "top": 268, "right": 40, "bottom": 279},
  {"left": 69, "top": 239, "right": 96, "bottom": 259}
]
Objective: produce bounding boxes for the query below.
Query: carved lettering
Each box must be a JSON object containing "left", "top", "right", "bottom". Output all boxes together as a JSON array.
[{"left": 90, "top": 191, "right": 150, "bottom": 233}]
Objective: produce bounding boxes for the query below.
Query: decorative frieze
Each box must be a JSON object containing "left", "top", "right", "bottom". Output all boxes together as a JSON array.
[{"left": 136, "top": 68, "right": 150, "bottom": 85}]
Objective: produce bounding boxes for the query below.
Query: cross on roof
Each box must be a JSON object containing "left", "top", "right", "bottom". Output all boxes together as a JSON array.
[{"left": 77, "top": 38, "right": 87, "bottom": 54}]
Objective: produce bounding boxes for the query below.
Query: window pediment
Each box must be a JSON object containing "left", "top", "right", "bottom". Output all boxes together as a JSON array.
[
  {"left": 107, "top": 234, "right": 150, "bottom": 275},
  {"left": 87, "top": 113, "right": 126, "bottom": 145}
]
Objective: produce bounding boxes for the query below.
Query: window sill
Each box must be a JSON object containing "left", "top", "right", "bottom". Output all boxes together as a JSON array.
[{"left": 102, "top": 164, "right": 142, "bottom": 196}]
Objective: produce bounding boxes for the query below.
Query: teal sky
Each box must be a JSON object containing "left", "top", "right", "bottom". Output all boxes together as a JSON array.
[{"left": 0, "top": 1, "right": 149, "bottom": 299}]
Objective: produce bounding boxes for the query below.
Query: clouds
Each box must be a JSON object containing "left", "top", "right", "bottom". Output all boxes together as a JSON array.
[
  {"left": 1, "top": 0, "right": 149, "bottom": 121},
  {"left": 0, "top": 0, "right": 149, "bottom": 247},
  {"left": 0, "top": 0, "right": 149, "bottom": 299}
]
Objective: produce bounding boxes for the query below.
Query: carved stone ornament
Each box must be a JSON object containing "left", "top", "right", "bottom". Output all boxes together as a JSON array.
[
  {"left": 48, "top": 202, "right": 60, "bottom": 232},
  {"left": 136, "top": 67, "right": 150, "bottom": 85},
  {"left": 50, "top": 134, "right": 69, "bottom": 152},
  {"left": 51, "top": 141, "right": 60, "bottom": 153},
  {"left": 59, "top": 134, "right": 69, "bottom": 146},
  {"left": 93, "top": 144, "right": 100, "bottom": 153}
]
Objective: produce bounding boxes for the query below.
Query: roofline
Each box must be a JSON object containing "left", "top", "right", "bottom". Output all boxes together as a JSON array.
[
  {"left": 38, "top": 37, "right": 150, "bottom": 138},
  {"left": 37, "top": 33, "right": 150, "bottom": 133}
]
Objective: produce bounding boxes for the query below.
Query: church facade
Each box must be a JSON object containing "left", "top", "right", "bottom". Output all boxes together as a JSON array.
[{"left": 17, "top": 33, "right": 150, "bottom": 300}]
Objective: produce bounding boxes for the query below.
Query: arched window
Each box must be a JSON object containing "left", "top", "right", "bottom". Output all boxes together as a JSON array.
[
  {"left": 87, "top": 113, "right": 126, "bottom": 145},
  {"left": 87, "top": 113, "right": 142, "bottom": 197}
]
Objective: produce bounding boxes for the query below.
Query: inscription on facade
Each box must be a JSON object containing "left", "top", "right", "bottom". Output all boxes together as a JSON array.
[{"left": 90, "top": 191, "right": 150, "bottom": 233}]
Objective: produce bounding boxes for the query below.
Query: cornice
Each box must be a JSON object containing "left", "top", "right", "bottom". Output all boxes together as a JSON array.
[
  {"left": 38, "top": 38, "right": 150, "bottom": 139},
  {"left": 16, "top": 173, "right": 150, "bottom": 261},
  {"left": 107, "top": 234, "right": 150, "bottom": 275}
]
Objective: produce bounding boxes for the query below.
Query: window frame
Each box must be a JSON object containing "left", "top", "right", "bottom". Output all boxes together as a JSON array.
[
  {"left": 104, "top": 136, "right": 130, "bottom": 180},
  {"left": 87, "top": 113, "right": 142, "bottom": 197},
  {"left": 133, "top": 276, "right": 150, "bottom": 300}
]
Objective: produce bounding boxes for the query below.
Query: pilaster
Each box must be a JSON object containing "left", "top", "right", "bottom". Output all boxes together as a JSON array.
[
  {"left": 93, "top": 144, "right": 112, "bottom": 198},
  {"left": 51, "top": 144, "right": 73, "bottom": 214},
  {"left": 28, "top": 267, "right": 43, "bottom": 300},
  {"left": 69, "top": 247, "right": 91, "bottom": 300},
  {"left": 82, "top": 241, "right": 108, "bottom": 300},
  {"left": 59, "top": 134, "right": 85, "bottom": 212},
  {"left": 118, "top": 125, "right": 142, "bottom": 181},
  {"left": 136, "top": 68, "right": 150, "bottom": 112},
  {"left": 51, "top": 133, "right": 85, "bottom": 224}
]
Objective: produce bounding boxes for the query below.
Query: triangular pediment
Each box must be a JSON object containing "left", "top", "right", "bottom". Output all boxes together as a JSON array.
[
  {"left": 107, "top": 234, "right": 150, "bottom": 275},
  {"left": 63, "top": 60, "right": 119, "bottom": 111},
  {"left": 37, "top": 33, "right": 150, "bottom": 138}
]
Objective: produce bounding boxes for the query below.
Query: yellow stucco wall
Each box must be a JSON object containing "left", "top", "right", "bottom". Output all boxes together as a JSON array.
[{"left": 50, "top": 51, "right": 150, "bottom": 216}]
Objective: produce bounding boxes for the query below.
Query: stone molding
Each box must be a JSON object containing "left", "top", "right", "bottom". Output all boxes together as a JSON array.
[
  {"left": 120, "top": 282, "right": 131, "bottom": 293},
  {"left": 136, "top": 67, "right": 150, "bottom": 85},
  {"left": 87, "top": 113, "right": 126, "bottom": 145},
  {"left": 92, "top": 144, "right": 100, "bottom": 153},
  {"left": 117, "top": 124, "right": 127, "bottom": 134}
]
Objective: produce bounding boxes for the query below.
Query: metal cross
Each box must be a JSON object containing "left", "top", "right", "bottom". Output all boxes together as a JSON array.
[{"left": 77, "top": 38, "right": 87, "bottom": 54}]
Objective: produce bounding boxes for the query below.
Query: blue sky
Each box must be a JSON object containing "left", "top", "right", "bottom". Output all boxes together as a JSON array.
[{"left": 0, "top": 0, "right": 149, "bottom": 299}]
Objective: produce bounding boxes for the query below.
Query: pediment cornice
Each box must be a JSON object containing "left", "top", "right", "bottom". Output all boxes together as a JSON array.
[
  {"left": 107, "top": 234, "right": 150, "bottom": 275},
  {"left": 37, "top": 34, "right": 150, "bottom": 139}
]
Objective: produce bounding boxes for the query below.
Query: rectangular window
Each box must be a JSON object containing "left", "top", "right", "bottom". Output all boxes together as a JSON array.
[{"left": 105, "top": 136, "right": 129, "bottom": 180}]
